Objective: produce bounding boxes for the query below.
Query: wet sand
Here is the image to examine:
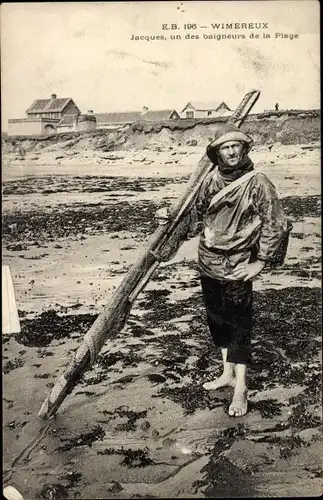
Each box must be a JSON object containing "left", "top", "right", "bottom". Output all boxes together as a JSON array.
[{"left": 2, "top": 144, "right": 322, "bottom": 498}]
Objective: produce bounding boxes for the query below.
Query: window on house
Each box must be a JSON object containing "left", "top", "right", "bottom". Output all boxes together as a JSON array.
[
  {"left": 207, "top": 111, "right": 212, "bottom": 116},
  {"left": 186, "top": 111, "right": 194, "bottom": 118}
]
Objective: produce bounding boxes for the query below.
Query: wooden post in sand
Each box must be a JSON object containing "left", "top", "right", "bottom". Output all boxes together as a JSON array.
[{"left": 38, "top": 89, "right": 261, "bottom": 420}]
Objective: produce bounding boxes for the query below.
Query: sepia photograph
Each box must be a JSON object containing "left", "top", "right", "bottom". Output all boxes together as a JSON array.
[{"left": 2, "top": 1, "right": 321, "bottom": 498}]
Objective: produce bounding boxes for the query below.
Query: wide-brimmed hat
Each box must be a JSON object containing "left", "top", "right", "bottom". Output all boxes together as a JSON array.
[{"left": 206, "top": 123, "right": 254, "bottom": 162}]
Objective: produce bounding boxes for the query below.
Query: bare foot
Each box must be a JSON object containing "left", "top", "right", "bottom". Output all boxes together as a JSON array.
[
  {"left": 203, "top": 373, "right": 236, "bottom": 391},
  {"left": 228, "top": 389, "right": 248, "bottom": 417}
]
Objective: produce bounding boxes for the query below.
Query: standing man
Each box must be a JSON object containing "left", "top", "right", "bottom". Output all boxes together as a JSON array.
[{"left": 157, "top": 123, "right": 291, "bottom": 417}]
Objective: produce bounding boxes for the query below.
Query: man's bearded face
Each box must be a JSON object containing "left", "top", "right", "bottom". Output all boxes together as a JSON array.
[{"left": 217, "top": 141, "right": 245, "bottom": 167}]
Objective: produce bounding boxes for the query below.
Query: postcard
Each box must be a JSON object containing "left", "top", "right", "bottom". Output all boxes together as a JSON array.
[{"left": 2, "top": 2, "right": 321, "bottom": 499}]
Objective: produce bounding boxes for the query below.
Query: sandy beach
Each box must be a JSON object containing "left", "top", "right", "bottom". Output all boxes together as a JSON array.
[{"left": 2, "top": 142, "right": 321, "bottom": 499}]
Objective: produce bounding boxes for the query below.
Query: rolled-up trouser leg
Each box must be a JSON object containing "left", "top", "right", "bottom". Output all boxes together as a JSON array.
[{"left": 200, "top": 276, "right": 253, "bottom": 365}]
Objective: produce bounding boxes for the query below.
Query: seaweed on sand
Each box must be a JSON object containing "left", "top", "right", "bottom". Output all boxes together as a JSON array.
[
  {"left": 3, "top": 174, "right": 188, "bottom": 196},
  {"left": 248, "top": 398, "right": 282, "bottom": 418},
  {"left": 57, "top": 425, "right": 105, "bottom": 452},
  {"left": 141, "top": 290, "right": 204, "bottom": 328},
  {"left": 155, "top": 384, "right": 224, "bottom": 415},
  {"left": 16, "top": 310, "right": 97, "bottom": 347},
  {"left": 3, "top": 357, "right": 25, "bottom": 374},
  {"left": 282, "top": 194, "right": 320, "bottom": 219},
  {"left": 198, "top": 456, "right": 256, "bottom": 497},
  {"left": 3, "top": 199, "right": 159, "bottom": 246},
  {"left": 38, "top": 484, "right": 69, "bottom": 500},
  {"left": 113, "top": 407, "right": 148, "bottom": 432},
  {"left": 288, "top": 401, "right": 321, "bottom": 431},
  {"left": 149, "top": 287, "right": 321, "bottom": 417},
  {"left": 97, "top": 446, "right": 154, "bottom": 467}
]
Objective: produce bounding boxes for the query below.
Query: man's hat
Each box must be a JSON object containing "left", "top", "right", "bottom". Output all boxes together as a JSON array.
[{"left": 206, "top": 123, "right": 254, "bottom": 162}]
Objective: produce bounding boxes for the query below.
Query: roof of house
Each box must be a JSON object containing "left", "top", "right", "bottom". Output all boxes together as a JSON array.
[
  {"left": 95, "top": 109, "right": 179, "bottom": 125},
  {"left": 95, "top": 112, "right": 142, "bottom": 124},
  {"left": 26, "top": 98, "right": 75, "bottom": 114},
  {"left": 215, "top": 108, "right": 232, "bottom": 117},
  {"left": 141, "top": 109, "right": 179, "bottom": 121},
  {"left": 182, "top": 101, "right": 230, "bottom": 112}
]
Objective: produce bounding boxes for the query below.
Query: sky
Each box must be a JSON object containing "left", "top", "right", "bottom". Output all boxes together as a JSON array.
[{"left": 1, "top": 1, "right": 320, "bottom": 128}]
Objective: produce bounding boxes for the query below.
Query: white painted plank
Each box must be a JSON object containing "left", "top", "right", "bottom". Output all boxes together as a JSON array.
[{"left": 2, "top": 265, "right": 21, "bottom": 334}]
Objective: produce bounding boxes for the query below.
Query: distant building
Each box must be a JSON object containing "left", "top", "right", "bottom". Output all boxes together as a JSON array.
[
  {"left": 56, "top": 110, "right": 97, "bottom": 133},
  {"left": 8, "top": 94, "right": 81, "bottom": 136},
  {"left": 8, "top": 98, "right": 180, "bottom": 135},
  {"left": 95, "top": 111, "right": 143, "bottom": 130},
  {"left": 140, "top": 108, "right": 180, "bottom": 122},
  {"left": 181, "top": 101, "right": 231, "bottom": 119},
  {"left": 26, "top": 94, "right": 80, "bottom": 120},
  {"left": 95, "top": 107, "right": 180, "bottom": 130}
]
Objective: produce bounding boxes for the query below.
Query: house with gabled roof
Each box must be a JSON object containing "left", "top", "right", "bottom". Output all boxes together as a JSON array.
[
  {"left": 26, "top": 94, "right": 80, "bottom": 120},
  {"left": 8, "top": 94, "right": 82, "bottom": 136},
  {"left": 181, "top": 101, "right": 231, "bottom": 119},
  {"left": 140, "top": 109, "right": 180, "bottom": 122}
]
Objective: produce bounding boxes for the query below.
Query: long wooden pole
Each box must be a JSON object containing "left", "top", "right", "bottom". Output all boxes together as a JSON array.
[{"left": 38, "top": 89, "right": 260, "bottom": 420}]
